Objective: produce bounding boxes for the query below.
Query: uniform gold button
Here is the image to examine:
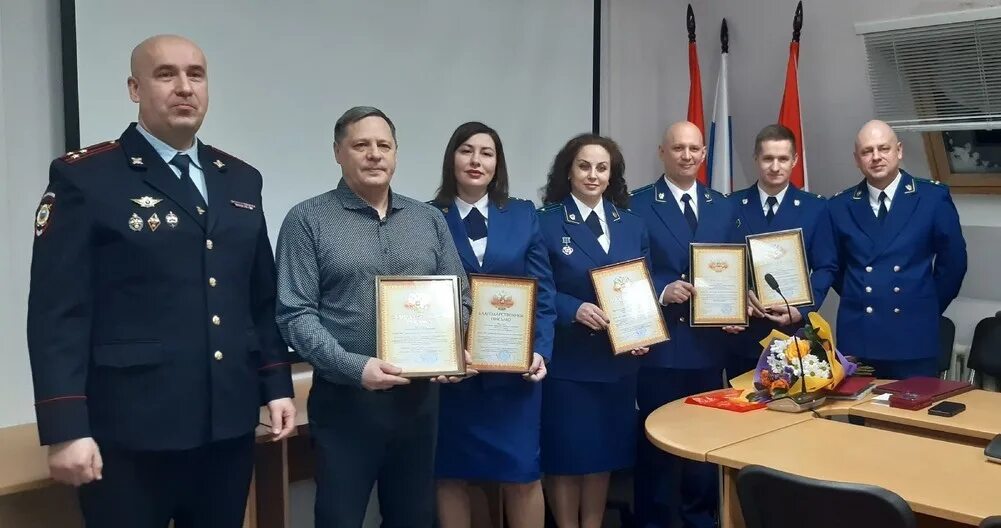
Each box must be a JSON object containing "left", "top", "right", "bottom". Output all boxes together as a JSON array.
[
  {"left": 214, "top": 350, "right": 223, "bottom": 361},
  {"left": 679, "top": 316, "right": 686, "bottom": 323},
  {"left": 865, "top": 266, "right": 873, "bottom": 273},
  {"left": 212, "top": 315, "right": 221, "bottom": 326},
  {"left": 680, "top": 273, "right": 687, "bottom": 280},
  {"left": 206, "top": 239, "right": 214, "bottom": 250},
  {"left": 865, "top": 306, "right": 873, "bottom": 314},
  {"left": 893, "top": 265, "right": 900, "bottom": 272},
  {"left": 893, "top": 287, "right": 900, "bottom": 293},
  {"left": 894, "top": 308, "right": 901, "bottom": 314},
  {"left": 865, "top": 286, "right": 872, "bottom": 293},
  {"left": 209, "top": 277, "right": 217, "bottom": 287}
]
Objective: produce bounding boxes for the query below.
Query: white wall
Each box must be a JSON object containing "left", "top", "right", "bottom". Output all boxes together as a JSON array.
[{"left": 0, "top": 0, "right": 64, "bottom": 428}]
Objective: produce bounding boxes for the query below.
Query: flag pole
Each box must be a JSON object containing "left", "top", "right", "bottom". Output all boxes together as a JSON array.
[{"left": 686, "top": 4, "right": 707, "bottom": 185}]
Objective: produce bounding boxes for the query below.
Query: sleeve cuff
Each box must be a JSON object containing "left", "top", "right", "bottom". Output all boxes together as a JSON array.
[
  {"left": 259, "top": 362, "right": 294, "bottom": 404},
  {"left": 35, "top": 397, "right": 90, "bottom": 446}
]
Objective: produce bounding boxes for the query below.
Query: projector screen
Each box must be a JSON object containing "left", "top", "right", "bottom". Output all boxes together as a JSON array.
[{"left": 66, "top": 0, "right": 596, "bottom": 238}]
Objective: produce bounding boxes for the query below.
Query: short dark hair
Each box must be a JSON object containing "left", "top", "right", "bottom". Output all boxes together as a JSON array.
[
  {"left": 333, "top": 106, "right": 397, "bottom": 145},
  {"left": 542, "top": 133, "right": 629, "bottom": 208},
  {"left": 433, "top": 121, "right": 510, "bottom": 207},
  {"left": 754, "top": 124, "right": 797, "bottom": 156}
]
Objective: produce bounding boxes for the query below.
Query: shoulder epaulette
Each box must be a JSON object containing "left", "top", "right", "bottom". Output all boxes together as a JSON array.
[
  {"left": 59, "top": 140, "right": 118, "bottom": 164},
  {"left": 537, "top": 202, "right": 562, "bottom": 213},
  {"left": 207, "top": 145, "right": 247, "bottom": 164},
  {"left": 630, "top": 183, "right": 655, "bottom": 196},
  {"left": 913, "top": 177, "right": 945, "bottom": 187}
]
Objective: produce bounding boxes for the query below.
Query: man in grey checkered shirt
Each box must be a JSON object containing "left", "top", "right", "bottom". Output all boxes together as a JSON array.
[{"left": 275, "top": 106, "right": 473, "bottom": 527}]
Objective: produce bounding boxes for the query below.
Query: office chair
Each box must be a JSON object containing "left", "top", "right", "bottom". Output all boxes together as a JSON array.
[
  {"left": 736, "top": 465, "right": 916, "bottom": 528},
  {"left": 967, "top": 315, "right": 1001, "bottom": 387},
  {"left": 981, "top": 516, "right": 1001, "bottom": 528},
  {"left": 939, "top": 315, "right": 957, "bottom": 379}
]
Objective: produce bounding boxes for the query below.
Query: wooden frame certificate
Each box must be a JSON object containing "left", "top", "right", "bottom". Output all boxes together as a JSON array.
[
  {"left": 589, "top": 258, "right": 670, "bottom": 354},
  {"left": 466, "top": 274, "right": 536, "bottom": 372},
  {"left": 689, "top": 244, "right": 748, "bottom": 327},
  {"left": 746, "top": 228, "right": 814, "bottom": 308},
  {"left": 376, "top": 276, "right": 465, "bottom": 377}
]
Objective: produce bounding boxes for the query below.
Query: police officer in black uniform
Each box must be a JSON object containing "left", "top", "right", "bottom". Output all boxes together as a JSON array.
[{"left": 26, "top": 34, "right": 295, "bottom": 528}]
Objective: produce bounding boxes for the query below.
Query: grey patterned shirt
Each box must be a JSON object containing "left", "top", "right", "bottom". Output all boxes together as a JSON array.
[{"left": 275, "top": 179, "right": 471, "bottom": 386}]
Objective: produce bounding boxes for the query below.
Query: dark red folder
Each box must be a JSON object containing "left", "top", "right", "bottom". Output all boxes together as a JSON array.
[{"left": 872, "top": 378, "right": 972, "bottom": 398}]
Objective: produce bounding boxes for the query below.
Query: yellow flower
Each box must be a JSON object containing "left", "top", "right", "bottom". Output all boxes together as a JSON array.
[{"left": 784, "top": 339, "right": 811, "bottom": 362}]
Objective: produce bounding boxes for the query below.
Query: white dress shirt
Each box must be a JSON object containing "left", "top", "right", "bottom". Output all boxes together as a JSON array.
[
  {"left": 136, "top": 123, "right": 208, "bottom": 202},
  {"left": 571, "top": 194, "right": 610, "bottom": 253},
  {"left": 455, "top": 194, "right": 489, "bottom": 266},
  {"left": 663, "top": 175, "right": 699, "bottom": 219},
  {"left": 867, "top": 171, "right": 902, "bottom": 217},
  {"left": 758, "top": 184, "right": 789, "bottom": 217}
]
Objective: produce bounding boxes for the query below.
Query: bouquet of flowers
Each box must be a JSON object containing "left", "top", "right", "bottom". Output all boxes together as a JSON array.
[{"left": 751, "top": 312, "right": 857, "bottom": 399}]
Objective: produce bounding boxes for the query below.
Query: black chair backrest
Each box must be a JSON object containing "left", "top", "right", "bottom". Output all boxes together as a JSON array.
[
  {"left": 737, "top": 465, "right": 916, "bottom": 528},
  {"left": 939, "top": 316, "right": 957, "bottom": 374},
  {"left": 982, "top": 516, "right": 1001, "bottom": 528},
  {"left": 968, "top": 316, "right": 1001, "bottom": 378}
]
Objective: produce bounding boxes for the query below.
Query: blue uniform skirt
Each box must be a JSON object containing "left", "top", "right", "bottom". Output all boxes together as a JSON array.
[
  {"left": 435, "top": 375, "right": 542, "bottom": 483},
  {"left": 540, "top": 375, "right": 637, "bottom": 475}
]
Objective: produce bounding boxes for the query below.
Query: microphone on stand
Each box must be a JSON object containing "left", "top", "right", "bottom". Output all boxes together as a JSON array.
[{"left": 763, "top": 273, "right": 824, "bottom": 412}]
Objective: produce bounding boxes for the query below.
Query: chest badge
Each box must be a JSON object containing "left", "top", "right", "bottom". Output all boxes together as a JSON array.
[
  {"left": 128, "top": 213, "right": 144, "bottom": 232},
  {"left": 147, "top": 213, "right": 161, "bottom": 232},
  {"left": 561, "top": 236, "right": 573, "bottom": 256},
  {"left": 165, "top": 211, "right": 179, "bottom": 228},
  {"left": 131, "top": 196, "right": 162, "bottom": 208},
  {"left": 196, "top": 206, "right": 206, "bottom": 215}
]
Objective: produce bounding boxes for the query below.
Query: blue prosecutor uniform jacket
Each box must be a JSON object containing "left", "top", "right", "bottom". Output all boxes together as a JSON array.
[
  {"left": 629, "top": 178, "right": 735, "bottom": 370},
  {"left": 26, "top": 123, "right": 293, "bottom": 450},
  {"left": 434, "top": 198, "right": 556, "bottom": 384},
  {"left": 827, "top": 171, "right": 967, "bottom": 361},
  {"left": 538, "top": 196, "right": 650, "bottom": 382},
  {"left": 730, "top": 184, "right": 838, "bottom": 358}
]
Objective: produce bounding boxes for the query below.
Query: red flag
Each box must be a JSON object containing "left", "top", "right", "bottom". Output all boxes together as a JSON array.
[
  {"left": 777, "top": 2, "right": 807, "bottom": 190},
  {"left": 686, "top": 5, "right": 707, "bottom": 185}
]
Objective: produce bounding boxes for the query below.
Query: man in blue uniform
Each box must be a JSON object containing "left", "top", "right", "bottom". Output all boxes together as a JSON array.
[
  {"left": 726, "top": 124, "right": 837, "bottom": 376},
  {"left": 827, "top": 120, "right": 967, "bottom": 379},
  {"left": 630, "top": 121, "right": 735, "bottom": 528},
  {"left": 27, "top": 35, "right": 295, "bottom": 527}
]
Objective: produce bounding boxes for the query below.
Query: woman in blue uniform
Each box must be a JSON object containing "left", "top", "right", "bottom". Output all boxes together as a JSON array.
[
  {"left": 537, "top": 133, "right": 650, "bottom": 528},
  {"left": 431, "top": 121, "right": 556, "bottom": 528}
]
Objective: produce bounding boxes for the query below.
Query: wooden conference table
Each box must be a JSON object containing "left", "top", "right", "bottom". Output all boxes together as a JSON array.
[{"left": 644, "top": 386, "right": 1001, "bottom": 528}]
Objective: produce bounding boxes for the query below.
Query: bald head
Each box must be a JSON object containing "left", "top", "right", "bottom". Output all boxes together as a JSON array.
[
  {"left": 127, "top": 35, "right": 208, "bottom": 150},
  {"left": 659, "top": 121, "right": 706, "bottom": 187},
  {"left": 853, "top": 119, "right": 903, "bottom": 188},
  {"left": 130, "top": 35, "right": 204, "bottom": 77}
]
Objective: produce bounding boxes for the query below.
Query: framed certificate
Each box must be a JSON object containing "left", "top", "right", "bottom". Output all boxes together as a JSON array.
[
  {"left": 746, "top": 228, "right": 813, "bottom": 307},
  {"left": 376, "top": 276, "right": 465, "bottom": 377},
  {"left": 589, "top": 257, "right": 670, "bottom": 354},
  {"left": 466, "top": 274, "right": 536, "bottom": 372},
  {"left": 689, "top": 244, "right": 748, "bottom": 327}
]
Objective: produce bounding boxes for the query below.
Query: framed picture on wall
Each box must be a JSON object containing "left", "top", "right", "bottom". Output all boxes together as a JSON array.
[{"left": 923, "top": 129, "right": 1001, "bottom": 194}]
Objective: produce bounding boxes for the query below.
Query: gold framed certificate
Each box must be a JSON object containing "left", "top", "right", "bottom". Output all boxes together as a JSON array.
[
  {"left": 589, "top": 257, "right": 670, "bottom": 354},
  {"left": 466, "top": 274, "right": 536, "bottom": 372},
  {"left": 376, "top": 276, "right": 465, "bottom": 377},
  {"left": 689, "top": 244, "right": 748, "bottom": 327},
  {"left": 746, "top": 228, "right": 813, "bottom": 308}
]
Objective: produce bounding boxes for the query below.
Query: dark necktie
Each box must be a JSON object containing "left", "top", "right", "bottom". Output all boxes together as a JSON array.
[
  {"left": 765, "top": 196, "right": 778, "bottom": 223},
  {"left": 585, "top": 211, "right": 603, "bottom": 238},
  {"left": 169, "top": 154, "right": 207, "bottom": 210},
  {"left": 463, "top": 207, "right": 487, "bottom": 241},
  {"left": 682, "top": 194, "right": 698, "bottom": 233},
  {"left": 877, "top": 191, "right": 888, "bottom": 223}
]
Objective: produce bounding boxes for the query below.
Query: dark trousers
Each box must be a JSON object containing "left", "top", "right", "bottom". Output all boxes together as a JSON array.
[
  {"left": 635, "top": 367, "right": 722, "bottom": 528},
  {"left": 78, "top": 434, "right": 254, "bottom": 528},
  {"left": 309, "top": 378, "right": 439, "bottom": 528},
  {"left": 724, "top": 355, "right": 759, "bottom": 384}
]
